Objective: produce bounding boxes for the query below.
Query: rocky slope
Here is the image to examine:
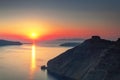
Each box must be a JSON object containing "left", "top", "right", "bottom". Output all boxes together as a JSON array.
[
  {"left": 82, "top": 39, "right": 120, "bottom": 80},
  {"left": 47, "top": 36, "right": 120, "bottom": 80}
]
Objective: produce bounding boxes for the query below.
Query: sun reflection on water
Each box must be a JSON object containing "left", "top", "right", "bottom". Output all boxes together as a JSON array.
[
  {"left": 29, "top": 44, "right": 36, "bottom": 80},
  {"left": 32, "top": 44, "right": 36, "bottom": 69}
]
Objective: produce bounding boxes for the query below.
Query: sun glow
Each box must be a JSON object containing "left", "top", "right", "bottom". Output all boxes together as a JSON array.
[{"left": 30, "top": 32, "right": 39, "bottom": 39}]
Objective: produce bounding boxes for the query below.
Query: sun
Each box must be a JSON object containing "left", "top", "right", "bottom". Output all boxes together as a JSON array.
[
  {"left": 30, "top": 32, "right": 38, "bottom": 39},
  {"left": 32, "top": 33, "right": 37, "bottom": 37}
]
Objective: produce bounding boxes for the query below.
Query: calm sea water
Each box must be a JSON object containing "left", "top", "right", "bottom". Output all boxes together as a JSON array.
[{"left": 0, "top": 44, "right": 70, "bottom": 80}]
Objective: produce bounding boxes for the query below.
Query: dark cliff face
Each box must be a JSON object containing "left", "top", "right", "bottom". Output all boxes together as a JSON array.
[
  {"left": 0, "top": 40, "right": 22, "bottom": 46},
  {"left": 82, "top": 39, "right": 120, "bottom": 80},
  {"left": 47, "top": 36, "right": 116, "bottom": 80}
]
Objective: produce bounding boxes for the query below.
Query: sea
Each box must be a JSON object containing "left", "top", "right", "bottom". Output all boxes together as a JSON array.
[{"left": 0, "top": 44, "right": 71, "bottom": 80}]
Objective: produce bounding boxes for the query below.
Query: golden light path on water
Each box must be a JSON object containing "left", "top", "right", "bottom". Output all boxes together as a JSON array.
[
  {"left": 29, "top": 44, "right": 37, "bottom": 80},
  {"left": 32, "top": 44, "right": 36, "bottom": 69}
]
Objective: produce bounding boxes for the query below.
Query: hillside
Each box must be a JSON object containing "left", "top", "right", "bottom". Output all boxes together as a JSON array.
[{"left": 47, "top": 36, "right": 120, "bottom": 80}]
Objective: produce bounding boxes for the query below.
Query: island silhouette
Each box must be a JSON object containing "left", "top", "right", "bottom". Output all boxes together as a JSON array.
[{"left": 0, "top": 39, "right": 22, "bottom": 46}]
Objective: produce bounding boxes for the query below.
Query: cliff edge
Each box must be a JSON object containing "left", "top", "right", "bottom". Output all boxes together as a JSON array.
[{"left": 47, "top": 36, "right": 119, "bottom": 80}]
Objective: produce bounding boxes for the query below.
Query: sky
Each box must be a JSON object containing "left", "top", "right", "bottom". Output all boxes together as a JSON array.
[{"left": 0, "top": 0, "right": 120, "bottom": 41}]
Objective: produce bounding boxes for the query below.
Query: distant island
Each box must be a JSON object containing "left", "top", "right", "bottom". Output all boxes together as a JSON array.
[
  {"left": 47, "top": 36, "right": 120, "bottom": 80},
  {"left": 39, "top": 38, "right": 84, "bottom": 47},
  {"left": 56, "top": 38, "right": 84, "bottom": 41},
  {"left": 60, "top": 42, "right": 80, "bottom": 47},
  {"left": 0, "top": 39, "right": 22, "bottom": 46}
]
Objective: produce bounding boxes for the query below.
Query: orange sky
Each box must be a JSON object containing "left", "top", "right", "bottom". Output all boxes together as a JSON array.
[
  {"left": 0, "top": 1, "right": 120, "bottom": 42},
  {"left": 0, "top": 17, "right": 120, "bottom": 42},
  {"left": 0, "top": 23, "right": 119, "bottom": 42}
]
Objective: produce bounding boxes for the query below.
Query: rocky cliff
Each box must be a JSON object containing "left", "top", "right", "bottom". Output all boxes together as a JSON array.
[
  {"left": 82, "top": 38, "right": 120, "bottom": 80},
  {"left": 47, "top": 36, "right": 120, "bottom": 80}
]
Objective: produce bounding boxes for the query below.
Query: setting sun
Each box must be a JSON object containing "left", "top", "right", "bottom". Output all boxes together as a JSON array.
[{"left": 30, "top": 32, "right": 39, "bottom": 39}]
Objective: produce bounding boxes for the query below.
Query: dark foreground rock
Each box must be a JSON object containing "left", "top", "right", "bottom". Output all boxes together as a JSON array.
[
  {"left": 82, "top": 39, "right": 120, "bottom": 80},
  {"left": 0, "top": 40, "right": 22, "bottom": 46},
  {"left": 41, "top": 65, "right": 47, "bottom": 70},
  {"left": 47, "top": 36, "right": 120, "bottom": 80}
]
